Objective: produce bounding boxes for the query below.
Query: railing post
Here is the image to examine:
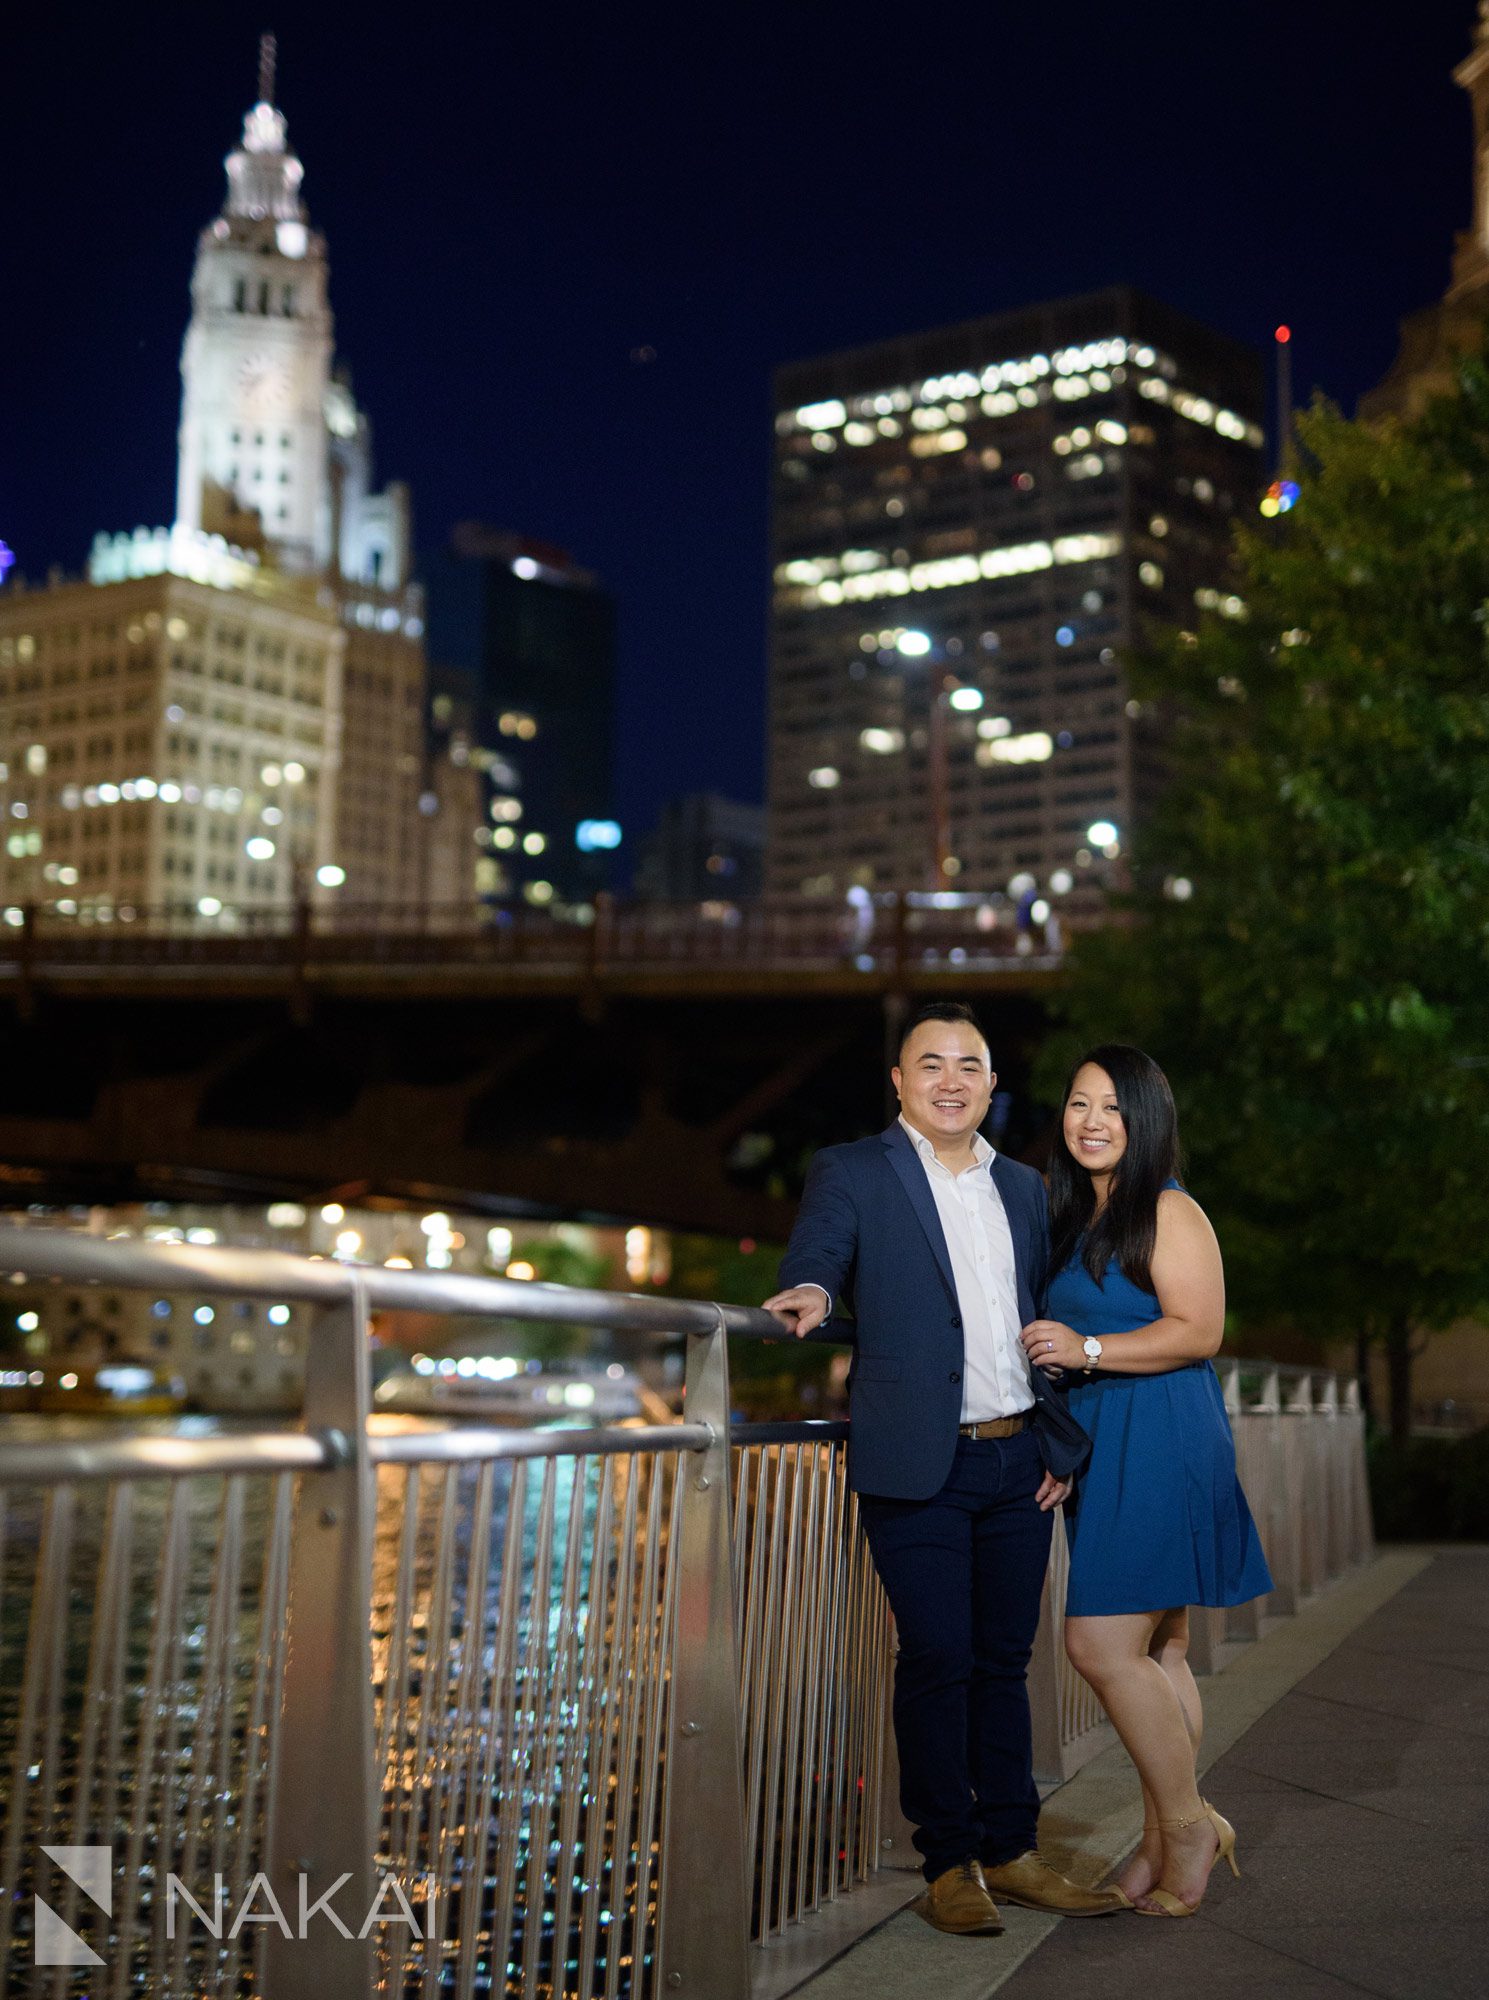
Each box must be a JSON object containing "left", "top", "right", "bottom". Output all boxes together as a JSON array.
[
  {"left": 657, "top": 1313, "right": 750, "bottom": 2000},
  {"left": 1341, "top": 1374, "right": 1376, "bottom": 1566},
  {"left": 1255, "top": 1365, "right": 1296, "bottom": 1616},
  {"left": 1217, "top": 1364, "right": 1261, "bottom": 1642},
  {"left": 1284, "top": 1370, "right": 1324, "bottom": 1597},
  {"left": 263, "top": 1276, "right": 377, "bottom": 1998},
  {"left": 17, "top": 901, "right": 36, "bottom": 1020}
]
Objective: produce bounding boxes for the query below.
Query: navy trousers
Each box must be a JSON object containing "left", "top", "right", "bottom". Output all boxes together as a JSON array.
[{"left": 860, "top": 1429, "right": 1053, "bottom": 1881}]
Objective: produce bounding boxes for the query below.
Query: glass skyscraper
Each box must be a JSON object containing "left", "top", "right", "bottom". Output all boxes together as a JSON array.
[{"left": 767, "top": 288, "right": 1264, "bottom": 912}]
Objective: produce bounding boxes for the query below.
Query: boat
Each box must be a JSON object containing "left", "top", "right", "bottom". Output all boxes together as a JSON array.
[
  {"left": 0, "top": 1360, "right": 190, "bottom": 1417},
  {"left": 374, "top": 1356, "right": 673, "bottom": 1426}
]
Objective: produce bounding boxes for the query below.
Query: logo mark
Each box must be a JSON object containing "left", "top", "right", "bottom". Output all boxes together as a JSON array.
[{"left": 35, "top": 1844, "right": 112, "bottom": 1966}]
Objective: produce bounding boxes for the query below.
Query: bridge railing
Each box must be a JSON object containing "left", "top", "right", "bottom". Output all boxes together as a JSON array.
[
  {"left": 0, "top": 1228, "right": 1372, "bottom": 1999},
  {"left": 0, "top": 893, "right": 1068, "bottom": 978}
]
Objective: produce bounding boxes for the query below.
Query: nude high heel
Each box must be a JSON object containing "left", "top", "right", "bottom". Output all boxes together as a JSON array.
[{"left": 1134, "top": 1803, "right": 1239, "bottom": 1918}]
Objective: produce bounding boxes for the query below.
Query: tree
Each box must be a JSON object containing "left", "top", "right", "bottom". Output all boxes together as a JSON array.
[{"left": 1046, "top": 354, "right": 1489, "bottom": 1440}]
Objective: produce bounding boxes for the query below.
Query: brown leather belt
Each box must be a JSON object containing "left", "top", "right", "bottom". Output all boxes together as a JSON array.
[{"left": 958, "top": 1413, "right": 1032, "bottom": 1440}]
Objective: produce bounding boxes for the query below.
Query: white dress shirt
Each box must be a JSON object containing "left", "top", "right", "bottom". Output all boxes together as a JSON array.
[{"left": 898, "top": 1117, "right": 1034, "bottom": 1424}]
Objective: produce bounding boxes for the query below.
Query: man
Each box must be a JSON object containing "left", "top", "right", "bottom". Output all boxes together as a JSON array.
[{"left": 763, "top": 1002, "right": 1125, "bottom": 1935}]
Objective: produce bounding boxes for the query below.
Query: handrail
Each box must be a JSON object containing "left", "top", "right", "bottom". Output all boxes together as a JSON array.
[
  {"left": 369, "top": 1422, "right": 713, "bottom": 1463},
  {"left": 732, "top": 1419, "right": 851, "bottom": 1445},
  {"left": 0, "top": 1223, "right": 777, "bottom": 1337},
  {"left": 0, "top": 1429, "right": 335, "bottom": 1483},
  {"left": 0, "top": 1226, "right": 1357, "bottom": 1398}
]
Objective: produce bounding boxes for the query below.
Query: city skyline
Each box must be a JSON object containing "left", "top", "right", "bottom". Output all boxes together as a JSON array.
[{"left": 2, "top": 1, "right": 1478, "bottom": 849}]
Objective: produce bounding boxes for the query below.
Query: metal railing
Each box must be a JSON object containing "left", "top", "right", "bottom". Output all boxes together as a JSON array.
[
  {"left": 0, "top": 1227, "right": 1373, "bottom": 1998},
  {"left": 0, "top": 893, "right": 1067, "bottom": 983}
]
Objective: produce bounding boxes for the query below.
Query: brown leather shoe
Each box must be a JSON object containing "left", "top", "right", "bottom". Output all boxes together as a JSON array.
[
  {"left": 981, "top": 1849, "right": 1130, "bottom": 1917},
  {"left": 912, "top": 1858, "right": 1005, "bottom": 1935}
]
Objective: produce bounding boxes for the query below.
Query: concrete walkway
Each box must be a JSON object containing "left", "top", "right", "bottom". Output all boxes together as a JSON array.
[{"left": 794, "top": 1546, "right": 1488, "bottom": 2000}]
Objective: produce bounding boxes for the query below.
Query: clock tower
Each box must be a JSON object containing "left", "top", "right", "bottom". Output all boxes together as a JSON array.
[{"left": 175, "top": 36, "right": 333, "bottom": 571}]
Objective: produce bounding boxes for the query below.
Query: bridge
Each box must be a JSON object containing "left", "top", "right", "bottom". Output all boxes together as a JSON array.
[
  {"left": 0, "top": 899, "right": 1062, "bottom": 1233},
  {"left": 0, "top": 1226, "right": 1381, "bottom": 2000}
]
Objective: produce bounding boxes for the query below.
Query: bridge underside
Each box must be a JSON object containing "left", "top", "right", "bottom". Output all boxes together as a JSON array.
[{"left": 0, "top": 973, "right": 1057, "bottom": 1236}]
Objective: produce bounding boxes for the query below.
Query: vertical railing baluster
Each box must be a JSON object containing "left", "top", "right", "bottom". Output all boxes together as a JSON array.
[
  {"left": 656, "top": 1317, "right": 750, "bottom": 2000},
  {"left": 48, "top": 1483, "right": 129, "bottom": 2000},
  {"left": 634, "top": 1461, "right": 683, "bottom": 1998},
  {"left": 264, "top": 1281, "right": 377, "bottom": 1999},
  {"left": 379, "top": 1464, "right": 424, "bottom": 1903},
  {"left": 170, "top": 1474, "right": 243, "bottom": 1995},
  {"left": 521, "top": 1459, "right": 561, "bottom": 2000},
  {"left": 576, "top": 1458, "right": 634, "bottom": 1999},
  {"left": 603, "top": 1455, "right": 660, "bottom": 2000},
  {"left": 0, "top": 1485, "right": 75, "bottom": 1974},
  {"left": 110, "top": 1480, "right": 189, "bottom": 2000},
  {"left": 759, "top": 1446, "right": 805, "bottom": 1935},
  {"left": 225, "top": 1470, "right": 294, "bottom": 1999},
  {"left": 544, "top": 1456, "right": 600, "bottom": 2000},
  {"left": 413, "top": 1464, "right": 461, "bottom": 2000},
  {"left": 488, "top": 1460, "right": 533, "bottom": 1993},
  {"left": 740, "top": 1447, "right": 776, "bottom": 1908}
]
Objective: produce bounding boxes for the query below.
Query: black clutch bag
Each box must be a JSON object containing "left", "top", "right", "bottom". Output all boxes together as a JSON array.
[{"left": 1028, "top": 1370, "right": 1091, "bottom": 1474}]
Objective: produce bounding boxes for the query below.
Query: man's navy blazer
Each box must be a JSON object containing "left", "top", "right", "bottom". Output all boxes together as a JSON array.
[{"left": 777, "top": 1121, "right": 1090, "bottom": 1500}]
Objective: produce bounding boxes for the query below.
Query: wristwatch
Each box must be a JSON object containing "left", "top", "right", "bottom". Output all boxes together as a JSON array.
[{"left": 1081, "top": 1337, "right": 1103, "bottom": 1374}]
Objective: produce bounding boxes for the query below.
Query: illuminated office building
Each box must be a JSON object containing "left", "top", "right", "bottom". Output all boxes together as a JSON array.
[
  {"left": 767, "top": 289, "right": 1265, "bottom": 903},
  {"left": 0, "top": 554, "right": 340, "bottom": 919},
  {"left": 424, "top": 525, "right": 618, "bottom": 906},
  {"left": 636, "top": 793, "right": 766, "bottom": 901},
  {"left": 0, "top": 43, "right": 469, "bottom": 925},
  {"left": 421, "top": 663, "right": 489, "bottom": 913},
  {"left": 335, "top": 577, "right": 428, "bottom": 910}
]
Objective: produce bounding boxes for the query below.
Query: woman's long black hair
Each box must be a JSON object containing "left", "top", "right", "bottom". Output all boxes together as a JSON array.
[{"left": 1047, "top": 1044, "right": 1181, "bottom": 1292}]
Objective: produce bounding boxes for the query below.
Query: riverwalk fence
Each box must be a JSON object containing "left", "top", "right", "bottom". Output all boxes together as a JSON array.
[{"left": 0, "top": 1228, "right": 1373, "bottom": 1999}]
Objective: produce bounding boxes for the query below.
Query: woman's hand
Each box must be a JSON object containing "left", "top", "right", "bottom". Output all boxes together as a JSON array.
[{"left": 1020, "top": 1318, "right": 1084, "bottom": 1374}]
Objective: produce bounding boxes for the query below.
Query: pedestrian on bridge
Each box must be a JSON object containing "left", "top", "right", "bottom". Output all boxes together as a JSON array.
[{"left": 764, "top": 1000, "right": 1127, "bottom": 1937}]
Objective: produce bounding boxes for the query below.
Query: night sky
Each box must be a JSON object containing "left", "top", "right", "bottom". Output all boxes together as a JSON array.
[{"left": 2, "top": 1, "right": 1478, "bottom": 854}]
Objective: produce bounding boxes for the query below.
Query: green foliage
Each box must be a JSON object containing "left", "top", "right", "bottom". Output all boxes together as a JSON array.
[
  {"left": 1368, "top": 1428, "right": 1489, "bottom": 1540},
  {"left": 660, "top": 1233, "right": 786, "bottom": 1312},
  {"left": 1046, "top": 351, "right": 1489, "bottom": 1372},
  {"left": 507, "top": 1235, "right": 611, "bottom": 1292},
  {"left": 659, "top": 1233, "right": 840, "bottom": 1409}
]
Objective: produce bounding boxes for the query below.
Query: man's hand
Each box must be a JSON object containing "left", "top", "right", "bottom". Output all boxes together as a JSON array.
[
  {"left": 1035, "top": 1471, "right": 1072, "bottom": 1512},
  {"left": 762, "top": 1284, "right": 830, "bottom": 1339}
]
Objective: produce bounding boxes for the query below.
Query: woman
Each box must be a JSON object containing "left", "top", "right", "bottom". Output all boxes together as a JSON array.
[{"left": 1020, "top": 1045, "right": 1271, "bottom": 1918}]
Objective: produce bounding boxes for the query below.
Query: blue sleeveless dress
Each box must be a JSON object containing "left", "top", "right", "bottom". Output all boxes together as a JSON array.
[{"left": 1048, "top": 1192, "right": 1272, "bottom": 1617}]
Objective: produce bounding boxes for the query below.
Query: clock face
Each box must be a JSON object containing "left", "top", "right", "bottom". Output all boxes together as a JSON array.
[{"left": 236, "top": 352, "right": 286, "bottom": 407}]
